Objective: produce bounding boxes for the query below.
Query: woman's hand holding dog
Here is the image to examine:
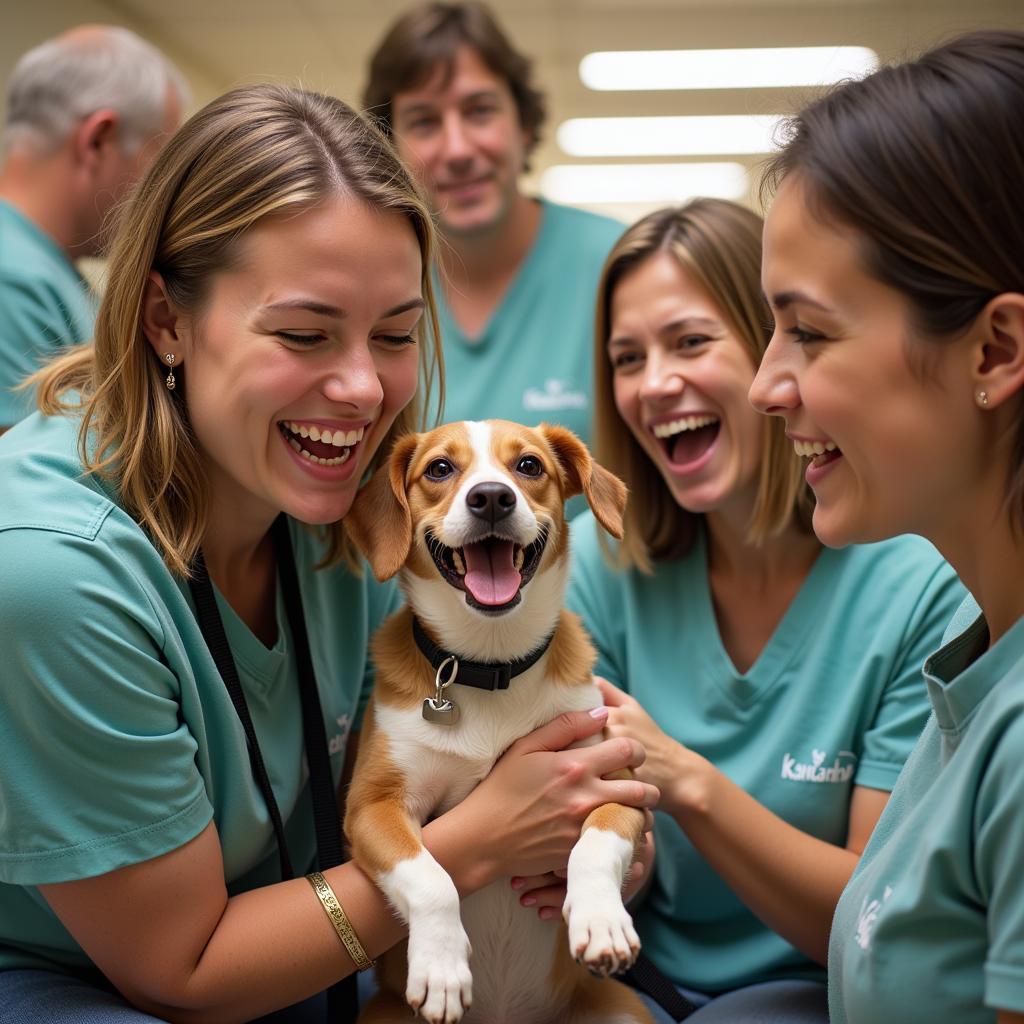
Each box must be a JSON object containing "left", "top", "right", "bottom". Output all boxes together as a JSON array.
[
  {"left": 442, "top": 707, "right": 659, "bottom": 890},
  {"left": 596, "top": 677, "right": 714, "bottom": 820}
]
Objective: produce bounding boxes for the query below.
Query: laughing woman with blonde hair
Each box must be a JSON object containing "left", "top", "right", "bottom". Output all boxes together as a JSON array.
[
  {"left": 567, "top": 198, "right": 964, "bottom": 1023},
  {"left": 0, "top": 84, "right": 657, "bottom": 1024}
]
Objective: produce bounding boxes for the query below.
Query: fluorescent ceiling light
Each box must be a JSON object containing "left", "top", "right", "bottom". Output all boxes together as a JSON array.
[
  {"left": 557, "top": 115, "right": 781, "bottom": 157},
  {"left": 580, "top": 46, "right": 877, "bottom": 91},
  {"left": 540, "top": 162, "right": 748, "bottom": 205}
]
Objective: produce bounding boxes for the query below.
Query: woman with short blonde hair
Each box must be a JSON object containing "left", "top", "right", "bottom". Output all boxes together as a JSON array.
[
  {"left": 0, "top": 83, "right": 657, "bottom": 1024},
  {"left": 567, "top": 198, "right": 963, "bottom": 1023},
  {"left": 593, "top": 199, "right": 810, "bottom": 571}
]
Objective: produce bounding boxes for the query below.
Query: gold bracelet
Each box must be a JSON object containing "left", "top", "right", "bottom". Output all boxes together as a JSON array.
[{"left": 305, "top": 871, "right": 374, "bottom": 971}]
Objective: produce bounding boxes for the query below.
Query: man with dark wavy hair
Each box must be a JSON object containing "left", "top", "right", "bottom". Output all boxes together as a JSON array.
[{"left": 363, "top": 2, "right": 622, "bottom": 476}]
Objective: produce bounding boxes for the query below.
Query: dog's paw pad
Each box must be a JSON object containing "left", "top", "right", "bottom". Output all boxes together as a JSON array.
[
  {"left": 406, "top": 929, "right": 473, "bottom": 1024},
  {"left": 565, "top": 901, "right": 640, "bottom": 977}
]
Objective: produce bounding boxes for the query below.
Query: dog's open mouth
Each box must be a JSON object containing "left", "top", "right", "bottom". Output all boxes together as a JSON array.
[{"left": 426, "top": 531, "right": 547, "bottom": 614}]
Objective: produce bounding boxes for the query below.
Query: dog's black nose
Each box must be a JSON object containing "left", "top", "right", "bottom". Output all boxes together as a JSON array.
[{"left": 466, "top": 481, "right": 516, "bottom": 523}]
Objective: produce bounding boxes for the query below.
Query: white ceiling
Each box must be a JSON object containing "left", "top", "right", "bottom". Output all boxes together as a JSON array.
[{"left": 4, "top": 0, "right": 1023, "bottom": 215}]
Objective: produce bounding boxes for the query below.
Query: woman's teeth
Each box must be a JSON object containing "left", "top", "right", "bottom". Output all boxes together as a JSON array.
[
  {"left": 283, "top": 421, "right": 365, "bottom": 447},
  {"left": 792, "top": 439, "right": 838, "bottom": 458},
  {"left": 652, "top": 414, "right": 718, "bottom": 438},
  {"left": 285, "top": 436, "right": 352, "bottom": 466},
  {"left": 281, "top": 421, "right": 365, "bottom": 467}
]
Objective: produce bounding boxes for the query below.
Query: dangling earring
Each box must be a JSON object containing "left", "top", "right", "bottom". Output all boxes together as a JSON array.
[
  {"left": 977, "top": 389, "right": 989, "bottom": 408},
  {"left": 164, "top": 353, "right": 176, "bottom": 391}
]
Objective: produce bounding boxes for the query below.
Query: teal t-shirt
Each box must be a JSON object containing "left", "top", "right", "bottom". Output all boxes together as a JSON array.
[
  {"left": 431, "top": 200, "right": 621, "bottom": 501},
  {"left": 0, "top": 201, "right": 96, "bottom": 424},
  {"left": 0, "top": 412, "right": 398, "bottom": 974},
  {"left": 566, "top": 514, "right": 964, "bottom": 993},
  {"left": 829, "top": 595, "right": 1024, "bottom": 1023}
]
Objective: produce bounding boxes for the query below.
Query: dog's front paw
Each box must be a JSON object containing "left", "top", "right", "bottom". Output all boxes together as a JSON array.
[
  {"left": 564, "top": 895, "right": 640, "bottom": 977},
  {"left": 406, "top": 922, "right": 473, "bottom": 1023}
]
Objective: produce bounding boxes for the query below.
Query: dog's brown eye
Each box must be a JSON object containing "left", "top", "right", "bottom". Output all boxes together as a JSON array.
[
  {"left": 516, "top": 455, "right": 543, "bottom": 478},
  {"left": 425, "top": 458, "right": 455, "bottom": 480}
]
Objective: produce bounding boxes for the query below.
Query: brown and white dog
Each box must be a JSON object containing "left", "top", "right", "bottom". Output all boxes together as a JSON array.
[{"left": 344, "top": 420, "right": 653, "bottom": 1024}]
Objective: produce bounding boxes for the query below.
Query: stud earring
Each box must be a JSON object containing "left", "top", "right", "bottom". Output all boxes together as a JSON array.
[
  {"left": 977, "top": 389, "right": 989, "bottom": 408},
  {"left": 164, "top": 353, "right": 176, "bottom": 391}
]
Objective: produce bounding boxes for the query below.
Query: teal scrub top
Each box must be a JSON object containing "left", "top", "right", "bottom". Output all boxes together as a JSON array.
[
  {"left": 430, "top": 200, "right": 622, "bottom": 517},
  {"left": 0, "top": 201, "right": 96, "bottom": 424},
  {"left": 566, "top": 514, "right": 964, "bottom": 993},
  {"left": 830, "top": 595, "right": 1024, "bottom": 1023},
  {"left": 0, "top": 411, "right": 398, "bottom": 974}
]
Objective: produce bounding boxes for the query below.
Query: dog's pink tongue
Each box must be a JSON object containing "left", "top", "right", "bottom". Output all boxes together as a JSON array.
[{"left": 462, "top": 540, "right": 521, "bottom": 606}]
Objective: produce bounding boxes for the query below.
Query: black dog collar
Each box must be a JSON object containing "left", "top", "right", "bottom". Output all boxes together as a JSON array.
[{"left": 411, "top": 615, "right": 553, "bottom": 691}]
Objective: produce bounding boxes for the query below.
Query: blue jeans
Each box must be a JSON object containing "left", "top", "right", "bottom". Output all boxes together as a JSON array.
[
  {"left": 0, "top": 969, "right": 330, "bottom": 1024},
  {"left": 3, "top": 968, "right": 825, "bottom": 1024},
  {"left": 636, "top": 977, "right": 828, "bottom": 1024}
]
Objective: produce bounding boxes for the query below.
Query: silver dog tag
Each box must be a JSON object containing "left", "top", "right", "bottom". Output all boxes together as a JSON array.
[
  {"left": 422, "top": 696, "right": 460, "bottom": 725},
  {"left": 422, "top": 655, "right": 460, "bottom": 725}
]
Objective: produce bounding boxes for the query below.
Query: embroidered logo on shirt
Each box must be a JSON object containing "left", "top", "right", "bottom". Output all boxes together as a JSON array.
[
  {"left": 328, "top": 713, "right": 351, "bottom": 757},
  {"left": 522, "top": 378, "right": 587, "bottom": 412},
  {"left": 855, "top": 885, "right": 893, "bottom": 950},
  {"left": 780, "top": 748, "right": 857, "bottom": 783}
]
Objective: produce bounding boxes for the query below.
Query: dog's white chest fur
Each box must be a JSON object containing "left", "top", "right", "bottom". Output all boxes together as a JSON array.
[
  {"left": 457, "top": 882, "right": 562, "bottom": 1023},
  {"left": 374, "top": 671, "right": 600, "bottom": 818},
  {"left": 371, "top": 674, "right": 610, "bottom": 1022}
]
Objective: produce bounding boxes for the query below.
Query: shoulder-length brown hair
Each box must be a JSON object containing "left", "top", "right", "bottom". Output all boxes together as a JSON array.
[
  {"left": 34, "top": 83, "right": 443, "bottom": 577},
  {"left": 594, "top": 199, "right": 812, "bottom": 572}
]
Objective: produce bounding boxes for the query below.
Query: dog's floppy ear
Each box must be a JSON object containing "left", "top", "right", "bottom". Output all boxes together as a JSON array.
[
  {"left": 540, "top": 424, "right": 627, "bottom": 540},
  {"left": 345, "top": 432, "right": 420, "bottom": 581}
]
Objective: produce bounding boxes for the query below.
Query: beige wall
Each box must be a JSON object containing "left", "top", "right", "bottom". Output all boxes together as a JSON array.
[{"left": 0, "top": 0, "right": 221, "bottom": 107}]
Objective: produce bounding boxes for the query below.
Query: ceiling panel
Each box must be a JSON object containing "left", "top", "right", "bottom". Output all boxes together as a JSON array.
[
  {"left": 99, "top": 0, "right": 1024, "bottom": 98},
  {"left": 3, "top": 0, "right": 1023, "bottom": 211}
]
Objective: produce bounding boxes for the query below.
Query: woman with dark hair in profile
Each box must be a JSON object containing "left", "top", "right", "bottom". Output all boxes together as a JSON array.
[
  {"left": 0, "top": 84, "right": 657, "bottom": 1024},
  {"left": 567, "top": 198, "right": 963, "bottom": 1023},
  {"left": 751, "top": 29, "right": 1024, "bottom": 1024}
]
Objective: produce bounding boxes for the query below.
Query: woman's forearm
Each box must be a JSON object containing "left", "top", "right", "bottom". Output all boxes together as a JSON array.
[
  {"left": 597, "top": 679, "right": 863, "bottom": 965},
  {"left": 669, "top": 762, "right": 858, "bottom": 965},
  {"left": 76, "top": 816, "right": 491, "bottom": 1024},
  {"left": 159, "top": 804, "right": 570, "bottom": 1021},
  {"left": 122, "top": 858, "right": 401, "bottom": 1023}
]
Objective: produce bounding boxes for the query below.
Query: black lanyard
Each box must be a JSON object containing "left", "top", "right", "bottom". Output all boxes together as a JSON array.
[
  {"left": 624, "top": 952, "right": 697, "bottom": 1020},
  {"left": 189, "top": 514, "right": 356, "bottom": 1021}
]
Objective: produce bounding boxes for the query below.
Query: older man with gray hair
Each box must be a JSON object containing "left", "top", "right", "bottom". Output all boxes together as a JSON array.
[{"left": 0, "top": 25, "right": 188, "bottom": 430}]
